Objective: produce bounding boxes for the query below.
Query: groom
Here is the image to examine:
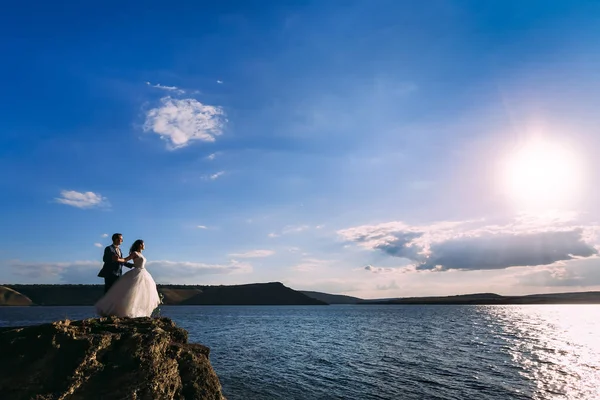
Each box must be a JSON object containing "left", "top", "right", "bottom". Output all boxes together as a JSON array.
[{"left": 97, "top": 233, "right": 134, "bottom": 293}]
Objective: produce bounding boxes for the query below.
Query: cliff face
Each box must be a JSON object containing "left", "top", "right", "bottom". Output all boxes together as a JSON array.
[
  {"left": 0, "top": 285, "right": 33, "bottom": 306},
  {"left": 0, "top": 317, "right": 225, "bottom": 400}
]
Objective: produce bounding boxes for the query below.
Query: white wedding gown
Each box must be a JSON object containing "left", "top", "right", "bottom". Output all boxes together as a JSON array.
[{"left": 95, "top": 251, "right": 161, "bottom": 318}]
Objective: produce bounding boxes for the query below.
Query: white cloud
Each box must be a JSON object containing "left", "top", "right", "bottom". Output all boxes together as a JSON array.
[
  {"left": 515, "top": 257, "right": 600, "bottom": 288},
  {"left": 290, "top": 258, "right": 332, "bottom": 272},
  {"left": 228, "top": 250, "right": 275, "bottom": 258},
  {"left": 94, "top": 243, "right": 103, "bottom": 248},
  {"left": 10, "top": 260, "right": 101, "bottom": 283},
  {"left": 144, "top": 96, "right": 226, "bottom": 149},
  {"left": 9, "top": 258, "right": 251, "bottom": 283},
  {"left": 197, "top": 225, "right": 209, "bottom": 229},
  {"left": 147, "top": 260, "right": 252, "bottom": 279},
  {"left": 268, "top": 225, "right": 316, "bottom": 238},
  {"left": 55, "top": 190, "right": 108, "bottom": 209},
  {"left": 101, "top": 233, "right": 108, "bottom": 238},
  {"left": 283, "top": 225, "right": 310, "bottom": 234},
  {"left": 206, "top": 152, "right": 219, "bottom": 161},
  {"left": 364, "top": 265, "right": 396, "bottom": 274},
  {"left": 339, "top": 213, "right": 599, "bottom": 272},
  {"left": 217, "top": 80, "right": 223, "bottom": 84},
  {"left": 209, "top": 171, "right": 225, "bottom": 180},
  {"left": 146, "top": 81, "right": 185, "bottom": 94}
]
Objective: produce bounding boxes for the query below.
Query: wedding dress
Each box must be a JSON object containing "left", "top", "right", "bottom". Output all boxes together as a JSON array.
[{"left": 95, "top": 251, "right": 160, "bottom": 318}]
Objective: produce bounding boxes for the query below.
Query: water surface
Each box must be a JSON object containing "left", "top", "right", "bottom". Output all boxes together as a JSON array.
[{"left": 1, "top": 304, "right": 598, "bottom": 399}]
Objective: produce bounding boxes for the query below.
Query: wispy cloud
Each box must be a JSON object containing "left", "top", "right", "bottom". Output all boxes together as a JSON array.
[
  {"left": 146, "top": 81, "right": 185, "bottom": 94},
  {"left": 339, "top": 214, "right": 599, "bottom": 272},
  {"left": 94, "top": 243, "right": 103, "bottom": 248},
  {"left": 283, "top": 225, "right": 310, "bottom": 234},
  {"left": 217, "top": 80, "right": 223, "bottom": 84},
  {"left": 364, "top": 265, "right": 396, "bottom": 274},
  {"left": 144, "top": 96, "right": 226, "bottom": 149},
  {"left": 268, "top": 224, "right": 321, "bottom": 238},
  {"left": 228, "top": 250, "right": 275, "bottom": 258},
  {"left": 290, "top": 258, "right": 332, "bottom": 272},
  {"left": 197, "top": 225, "right": 209, "bottom": 230},
  {"left": 206, "top": 152, "right": 219, "bottom": 161},
  {"left": 101, "top": 233, "right": 108, "bottom": 238},
  {"left": 514, "top": 257, "right": 600, "bottom": 288},
  {"left": 55, "top": 190, "right": 109, "bottom": 209},
  {"left": 209, "top": 171, "right": 225, "bottom": 180},
  {"left": 9, "top": 258, "right": 251, "bottom": 283},
  {"left": 148, "top": 260, "right": 252, "bottom": 280},
  {"left": 200, "top": 171, "right": 226, "bottom": 181},
  {"left": 10, "top": 260, "right": 101, "bottom": 283}
]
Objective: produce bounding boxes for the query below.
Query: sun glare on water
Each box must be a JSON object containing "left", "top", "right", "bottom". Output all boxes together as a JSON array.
[{"left": 501, "top": 138, "right": 583, "bottom": 211}]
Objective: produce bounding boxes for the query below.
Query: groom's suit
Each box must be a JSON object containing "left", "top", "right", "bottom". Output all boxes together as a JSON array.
[{"left": 97, "top": 245, "right": 132, "bottom": 293}]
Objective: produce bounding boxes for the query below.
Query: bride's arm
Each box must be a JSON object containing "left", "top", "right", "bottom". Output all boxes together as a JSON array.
[{"left": 122, "top": 251, "right": 139, "bottom": 265}]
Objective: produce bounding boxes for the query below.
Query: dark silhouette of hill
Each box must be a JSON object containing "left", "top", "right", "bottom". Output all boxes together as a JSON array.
[
  {"left": 4, "top": 284, "right": 103, "bottom": 306},
  {"left": 300, "top": 291, "right": 363, "bottom": 304},
  {"left": 1, "top": 283, "right": 326, "bottom": 306},
  {"left": 180, "top": 282, "right": 326, "bottom": 305},
  {"left": 5, "top": 284, "right": 599, "bottom": 306},
  {"left": 364, "top": 291, "right": 600, "bottom": 305}
]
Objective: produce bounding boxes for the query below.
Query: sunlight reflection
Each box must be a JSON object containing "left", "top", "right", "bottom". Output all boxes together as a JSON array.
[{"left": 479, "top": 305, "right": 600, "bottom": 399}]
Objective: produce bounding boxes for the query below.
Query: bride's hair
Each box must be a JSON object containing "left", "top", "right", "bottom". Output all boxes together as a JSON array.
[{"left": 130, "top": 239, "right": 144, "bottom": 254}]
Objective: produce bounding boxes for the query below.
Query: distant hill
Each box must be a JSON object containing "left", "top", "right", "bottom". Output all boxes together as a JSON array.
[
  {"left": 159, "top": 287, "right": 203, "bottom": 305},
  {"left": 300, "top": 291, "right": 363, "bottom": 304},
  {"left": 5, "top": 284, "right": 599, "bottom": 306},
  {"left": 4, "top": 284, "right": 103, "bottom": 306},
  {"left": 0, "top": 286, "right": 33, "bottom": 306},
  {"left": 1, "top": 283, "right": 326, "bottom": 306},
  {"left": 180, "top": 282, "right": 327, "bottom": 305},
  {"left": 365, "top": 291, "right": 600, "bottom": 305}
]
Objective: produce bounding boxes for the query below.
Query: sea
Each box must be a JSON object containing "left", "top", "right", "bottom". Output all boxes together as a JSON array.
[{"left": 1, "top": 304, "right": 599, "bottom": 400}]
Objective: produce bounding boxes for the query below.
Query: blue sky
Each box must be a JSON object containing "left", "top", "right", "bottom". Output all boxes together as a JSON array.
[{"left": 2, "top": 0, "right": 600, "bottom": 297}]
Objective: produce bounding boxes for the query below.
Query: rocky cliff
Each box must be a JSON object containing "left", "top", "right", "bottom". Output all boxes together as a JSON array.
[
  {"left": 0, "top": 285, "right": 33, "bottom": 306},
  {"left": 0, "top": 317, "right": 225, "bottom": 400}
]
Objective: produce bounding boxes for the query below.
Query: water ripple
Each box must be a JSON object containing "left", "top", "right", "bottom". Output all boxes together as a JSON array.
[{"left": 1, "top": 304, "right": 599, "bottom": 399}]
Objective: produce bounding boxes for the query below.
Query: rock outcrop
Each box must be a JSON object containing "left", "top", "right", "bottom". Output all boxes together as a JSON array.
[{"left": 0, "top": 317, "right": 225, "bottom": 400}]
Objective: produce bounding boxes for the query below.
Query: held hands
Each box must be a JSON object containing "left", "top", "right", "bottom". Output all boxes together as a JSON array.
[{"left": 112, "top": 253, "right": 134, "bottom": 266}]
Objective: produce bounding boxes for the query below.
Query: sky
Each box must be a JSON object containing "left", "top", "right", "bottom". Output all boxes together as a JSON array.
[{"left": 1, "top": 0, "right": 600, "bottom": 298}]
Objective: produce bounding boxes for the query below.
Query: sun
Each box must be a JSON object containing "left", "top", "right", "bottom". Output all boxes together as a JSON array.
[{"left": 501, "top": 138, "right": 583, "bottom": 210}]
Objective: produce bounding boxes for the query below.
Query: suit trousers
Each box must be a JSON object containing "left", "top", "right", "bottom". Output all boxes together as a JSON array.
[{"left": 104, "top": 275, "right": 120, "bottom": 294}]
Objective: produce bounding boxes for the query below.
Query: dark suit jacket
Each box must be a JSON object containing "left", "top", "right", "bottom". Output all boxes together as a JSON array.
[{"left": 97, "top": 245, "right": 128, "bottom": 278}]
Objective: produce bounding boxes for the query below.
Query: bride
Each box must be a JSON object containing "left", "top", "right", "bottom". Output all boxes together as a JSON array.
[{"left": 95, "top": 239, "right": 161, "bottom": 318}]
